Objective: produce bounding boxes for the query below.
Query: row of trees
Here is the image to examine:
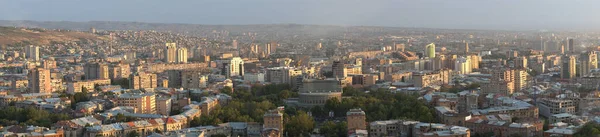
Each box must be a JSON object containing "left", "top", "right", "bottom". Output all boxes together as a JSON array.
[{"left": 0, "top": 106, "right": 71, "bottom": 127}]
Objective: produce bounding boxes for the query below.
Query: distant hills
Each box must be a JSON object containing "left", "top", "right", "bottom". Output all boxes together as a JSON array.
[{"left": 0, "top": 26, "right": 107, "bottom": 46}]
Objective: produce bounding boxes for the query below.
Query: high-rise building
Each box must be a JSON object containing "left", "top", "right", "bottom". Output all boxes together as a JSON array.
[
  {"left": 433, "top": 55, "right": 447, "bottom": 70},
  {"left": 482, "top": 68, "right": 515, "bottom": 95},
  {"left": 29, "top": 68, "right": 52, "bottom": 93},
  {"left": 347, "top": 108, "right": 367, "bottom": 131},
  {"left": 580, "top": 51, "right": 598, "bottom": 77},
  {"left": 84, "top": 62, "right": 109, "bottom": 80},
  {"left": 454, "top": 56, "right": 472, "bottom": 74},
  {"left": 116, "top": 92, "right": 156, "bottom": 114},
  {"left": 332, "top": 61, "right": 347, "bottom": 78},
  {"left": 567, "top": 38, "right": 574, "bottom": 52},
  {"left": 561, "top": 55, "right": 577, "bottom": 79},
  {"left": 129, "top": 72, "right": 158, "bottom": 89},
  {"left": 425, "top": 43, "right": 436, "bottom": 58},
  {"left": 513, "top": 69, "right": 528, "bottom": 92},
  {"left": 515, "top": 56, "right": 528, "bottom": 69},
  {"left": 182, "top": 71, "right": 208, "bottom": 89},
  {"left": 232, "top": 39, "right": 238, "bottom": 49},
  {"left": 42, "top": 58, "right": 57, "bottom": 69},
  {"left": 263, "top": 43, "right": 272, "bottom": 56},
  {"left": 266, "top": 67, "right": 303, "bottom": 85},
  {"left": 176, "top": 47, "right": 188, "bottom": 63},
  {"left": 164, "top": 43, "right": 177, "bottom": 63},
  {"left": 108, "top": 63, "right": 131, "bottom": 80},
  {"left": 221, "top": 57, "right": 244, "bottom": 78},
  {"left": 316, "top": 43, "right": 323, "bottom": 50},
  {"left": 167, "top": 70, "right": 182, "bottom": 88},
  {"left": 465, "top": 42, "right": 469, "bottom": 54},
  {"left": 25, "top": 45, "right": 40, "bottom": 61},
  {"left": 156, "top": 97, "right": 171, "bottom": 116},
  {"left": 468, "top": 54, "right": 481, "bottom": 70}
]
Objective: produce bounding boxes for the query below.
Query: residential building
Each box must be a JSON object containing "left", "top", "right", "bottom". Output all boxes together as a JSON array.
[
  {"left": 182, "top": 71, "right": 208, "bottom": 89},
  {"left": 29, "top": 67, "right": 52, "bottom": 93},
  {"left": 263, "top": 109, "right": 283, "bottom": 137},
  {"left": 116, "top": 92, "right": 156, "bottom": 114},
  {"left": 129, "top": 72, "right": 158, "bottom": 89},
  {"left": 347, "top": 108, "right": 367, "bottom": 131},
  {"left": 580, "top": 51, "right": 598, "bottom": 77},
  {"left": 221, "top": 57, "right": 244, "bottom": 78},
  {"left": 176, "top": 47, "right": 188, "bottom": 63},
  {"left": 25, "top": 45, "right": 40, "bottom": 61},
  {"left": 164, "top": 43, "right": 177, "bottom": 63},
  {"left": 561, "top": 55, "right": 576, "bottom": 79},
  {"left": 84, "top": 62, "right": 109, "bottom": 80}
]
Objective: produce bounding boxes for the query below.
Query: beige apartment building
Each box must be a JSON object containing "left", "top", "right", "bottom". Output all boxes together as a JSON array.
[
  {"left": 116, "top": 93, "right": 156, "bottom": 114},
  {"left": 67, "top": 79, "right": 111, "bottom": 93},
  {"left": 29, "top": 67, "right": 52, "bottom": 93},
  {"left": 263, "top": 109, "right": 283, "bottom": 137},
  {"left": 129, "top": 72, "right": 158, "bottom": 89},
  {"left": 347, "top": 108, "right": 367, "bottom": 131}
]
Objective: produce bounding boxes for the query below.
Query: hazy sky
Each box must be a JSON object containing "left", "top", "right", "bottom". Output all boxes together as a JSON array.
[{"left": 1, "top": 0, "right": 600, "bottom": 30}]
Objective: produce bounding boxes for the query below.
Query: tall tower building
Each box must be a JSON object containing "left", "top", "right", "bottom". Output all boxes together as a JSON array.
[
  {"left": 270, "top": 41, "right": 278, "bottom": 54},
  {"left": 454, "top": 56, "right": 472, "bottom": 74},
  {"left": 109, "top": 63, "right": 131, "bottom": 80},
  {"left": 561, "top": 55, "right": 577, "bottom": 79},
  {"left": 221, "top": 57, "right": 244, "bottom": 78},
  {"left": 84, "top": 62, "right": 109, "bottom": 80},
  {"left": 232, "top": 39, "right": 238, "bottom": 49},
  {"left": 580, "top": 51, "right": 598, "bottom": 77},
  {"left": 515, "top": 56, "right": 528, "bottom": 69},
  {"left": 167, "top": 70, "right": 182, "bottom": 88},
  {"left": 176, "top": 47, "right": 188, "bottom": 63},
  {"left": 465, "top": 42, "right": 469, "bottom": 54},
  {"left": 29, "top": 68, "right": 52, "bottom": 93},
  {"left": 316, "top": 43, "right": 323, "bottom": 50},
  {"left": 182, "top": 71, "right": 208, "bottom": 89},
  {"left": 25, "top": 45, "right": 40, "bottom": 61},
  {"left": 514, "top": 69, "right": 528, "bottom": 92},
  {"left": 332, "top": 60, "right": 347, "bottom": 78},
  {"left": 567, "top": 38, "right": 574, "bottom": 52},
  {"left": 264, "top": 43, "right": 272, "bottom": 56},
  {"left": 425, "top": 43, "right": 436, "bottom": 58},
  {"left": 164, "top": 43, "right": 177, "bottom": 63},
  {"left": 129, "top": 72, "right": 158, "bottom": 89},
  {"left": 433, "top": 55, "right": 447, "bottom": 70}
]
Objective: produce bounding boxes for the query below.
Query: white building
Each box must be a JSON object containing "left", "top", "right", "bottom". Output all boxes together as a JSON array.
[{"left": 455, "top": 56, "right": 472, "bottom": 74}]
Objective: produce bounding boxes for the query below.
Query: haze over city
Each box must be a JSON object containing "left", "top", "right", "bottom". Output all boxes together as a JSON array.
[
  {"left": 2, "top": 0, "right": 600, "bottom": 30},
  {"left": 3, "top": 1, "right": 600, "bottom": 137}
]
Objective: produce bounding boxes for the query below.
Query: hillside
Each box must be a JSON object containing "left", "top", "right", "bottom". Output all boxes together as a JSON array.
[{"left": 0, "top": 26, "right": 108, "bottom": 46}]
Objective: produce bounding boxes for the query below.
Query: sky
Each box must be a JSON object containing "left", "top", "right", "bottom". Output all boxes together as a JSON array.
[{"left": 1, "top": 0, "right": 600, "bottom": 30}]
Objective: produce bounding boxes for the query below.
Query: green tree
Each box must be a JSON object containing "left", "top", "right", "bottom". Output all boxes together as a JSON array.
[
  {"left": 190, "top": 116, "right": 202, "bottom": 127},
  {"left": 220, "top": 87, "right": 233, "bottom": 95},
  {"left": 575, "top": 123, "right": 600, "bottom": 137},
  {"left": 319, "top": 121, "right": 348, "bottom": 137},
  {"left": 285, "top": 111, "right": 315, "bottom": 137},
  {"left": 127, "top": 131, "right": 139, "bottom": 137}
]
